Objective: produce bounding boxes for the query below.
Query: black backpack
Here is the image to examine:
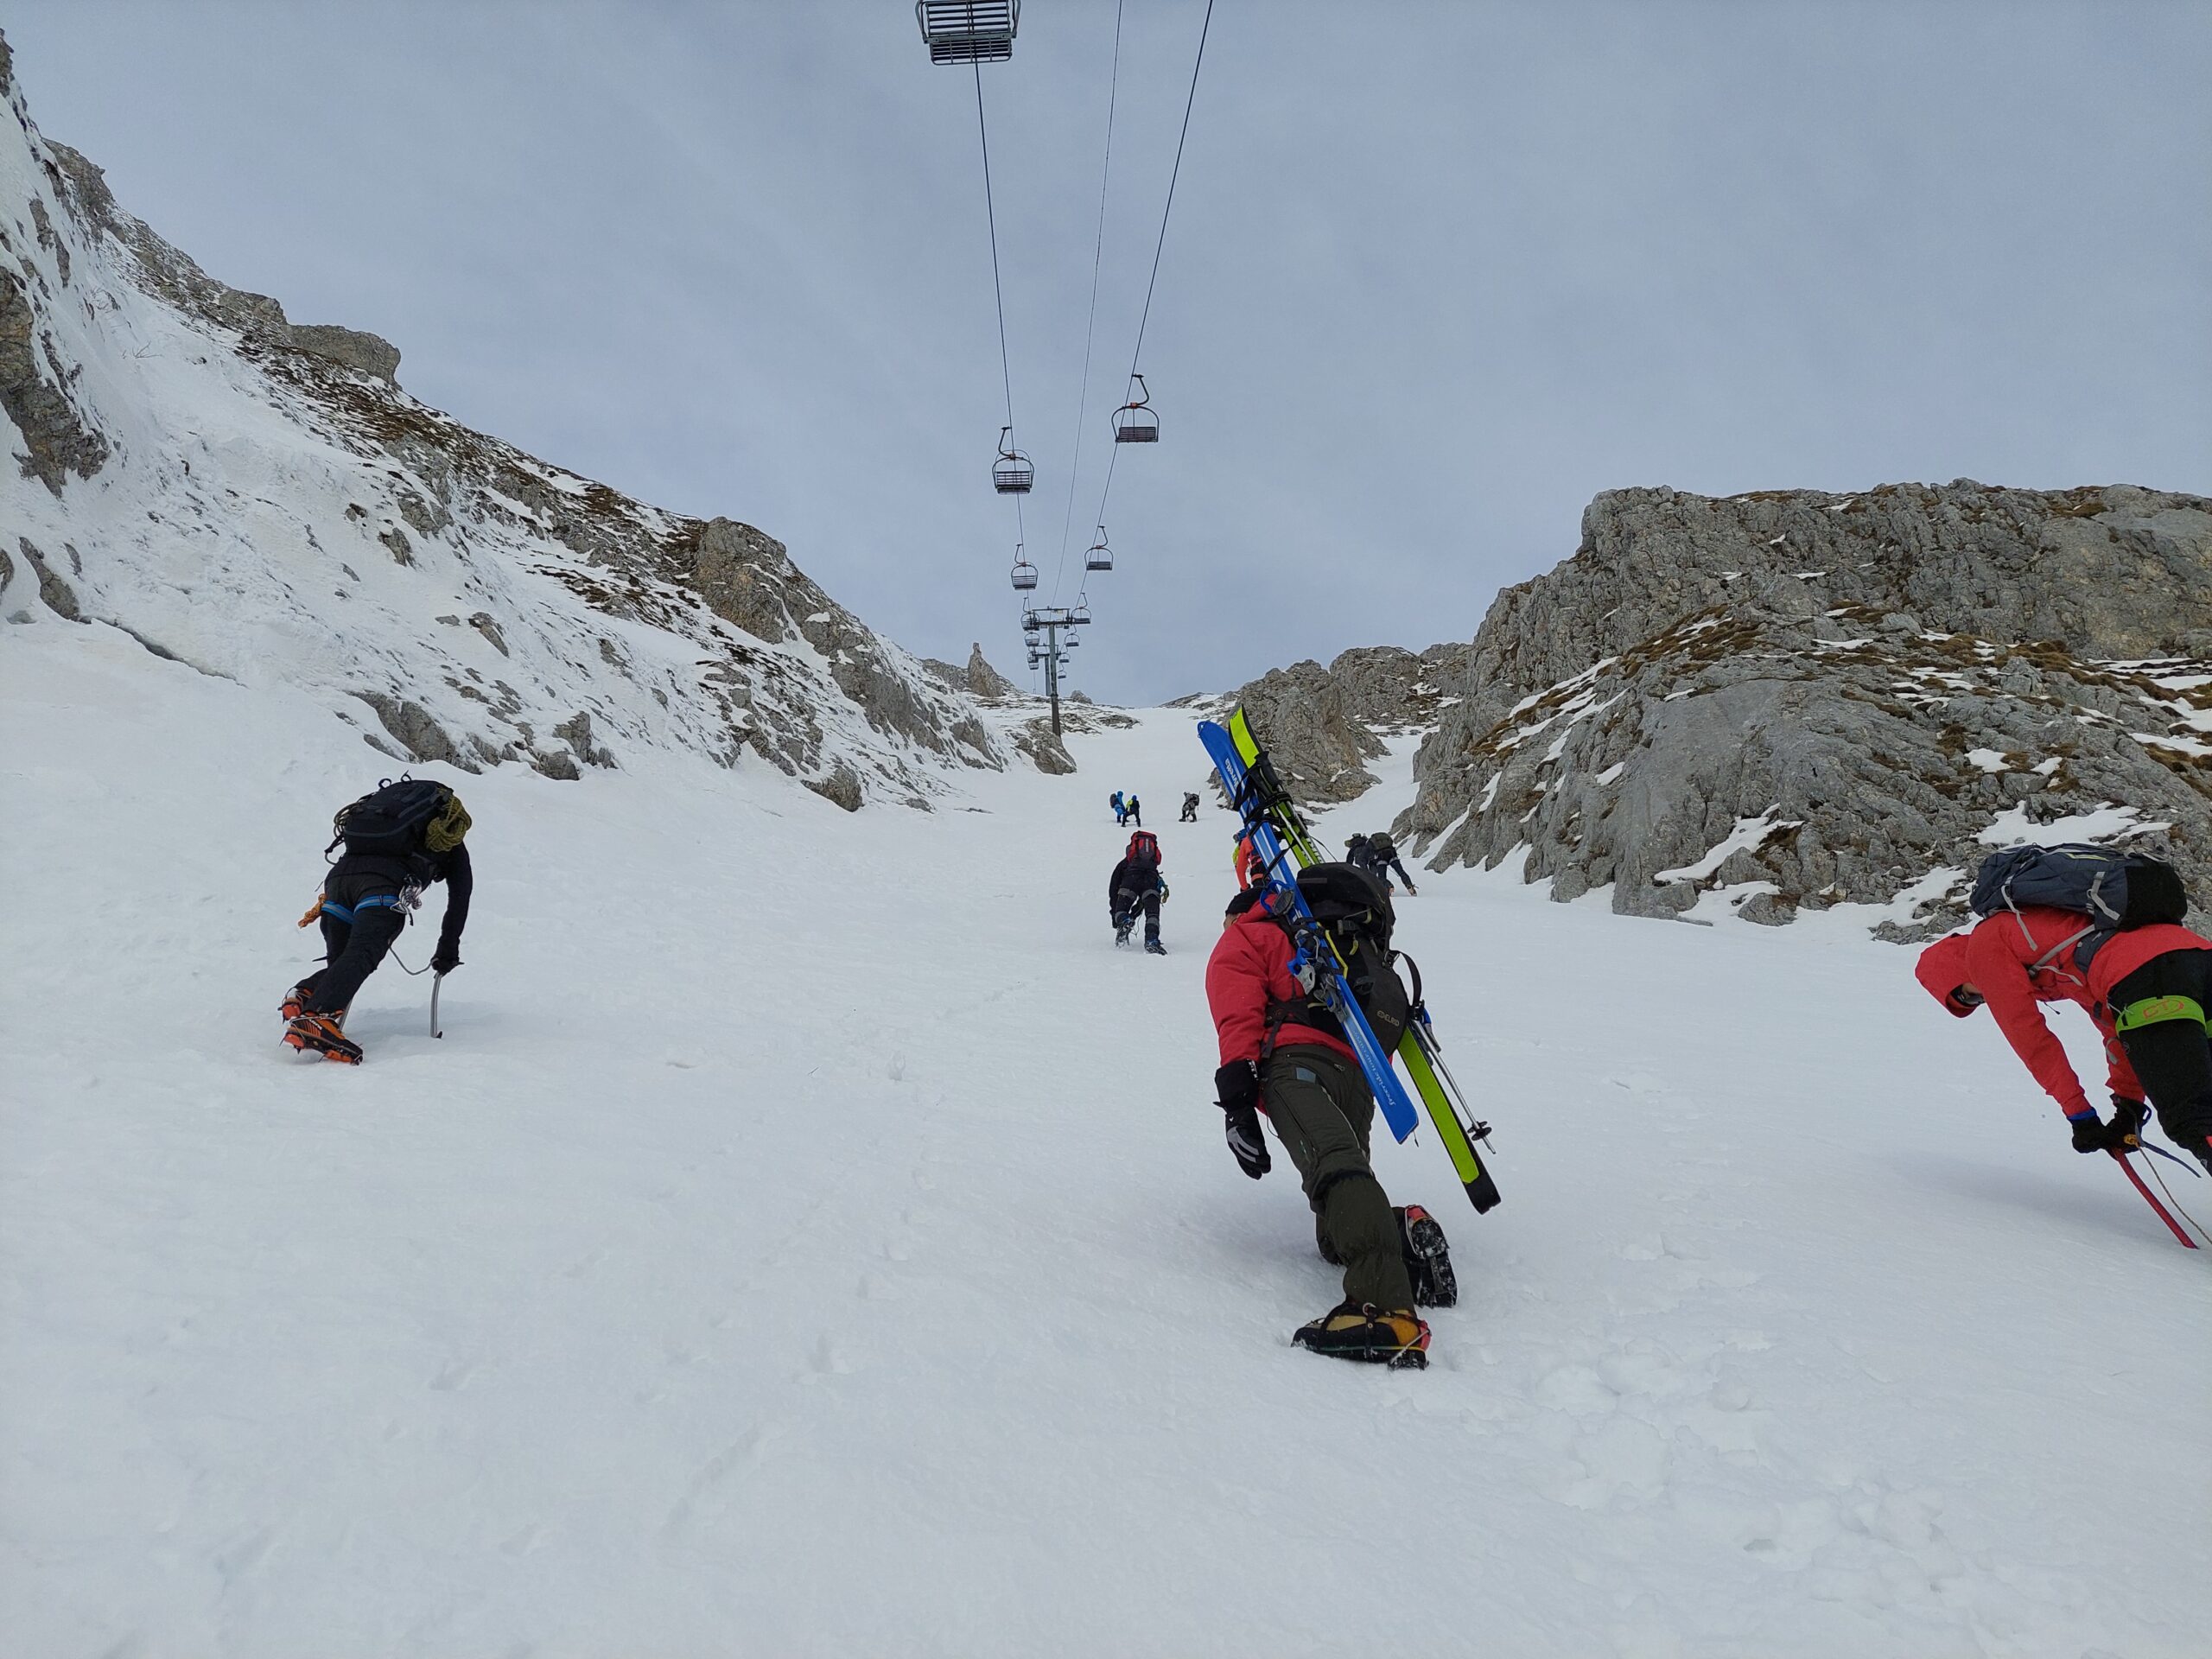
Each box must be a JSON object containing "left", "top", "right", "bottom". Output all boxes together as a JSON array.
[
  {"left": 328, "top": 777, "right": 458, "bottom": 865},
  {"left": 1275, "top": 862, "right": 1413, "bottom": 1051},
  {"left": 1968, "top": 842, "right": 2188, "bottom": 975}
]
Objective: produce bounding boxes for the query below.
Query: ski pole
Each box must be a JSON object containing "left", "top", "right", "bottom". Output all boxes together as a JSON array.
[
  {"left": 431, "top": 972, "right": 444, "bottom": 1039},
  {"left": 2108, "top": 1149, "right": 2198, "bottom": 1249}
]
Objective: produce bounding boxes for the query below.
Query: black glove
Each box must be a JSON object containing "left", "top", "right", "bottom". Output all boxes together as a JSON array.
[
  {"left": 1215, "top": 1060, "right": 1270, "bottom": 1179},
  {"left": 2107, "top": 1096, "right": 2150, "bottom": 1152},
  {"left": 2069, "top": 1111, "right": 2106, "bottom": 1154},
  {"left": 430, "top": 942, "right": 462, "bottom": 976}
]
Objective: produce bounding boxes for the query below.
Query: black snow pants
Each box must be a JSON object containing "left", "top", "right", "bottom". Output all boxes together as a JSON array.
[
  {"left": 1114, "top": 885, "right": 1161, "bottom": 944},
  {"left": 2109, "top": 948, "right": 2212, "bottom": 1157},
  {"left": 1261, "top": 1045, "right": 1416, "bottom": 1312},
  {"left": 300, "top": 868, "right": 410, "bottom": 1016}
]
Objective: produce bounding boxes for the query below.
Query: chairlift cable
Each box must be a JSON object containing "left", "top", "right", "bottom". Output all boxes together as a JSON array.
[
  {"left": 1127, "top": 0, "right": 1215, "bottom": 396},
  {"left": 972, "top": 60, "right": 1019, "bottom": 444},
  {"left": 1088, "top": 0, "right": 1217, "bottom": 553},
  {"left": 1050, "top": 0, "right": 1125, "bottom": 607}
]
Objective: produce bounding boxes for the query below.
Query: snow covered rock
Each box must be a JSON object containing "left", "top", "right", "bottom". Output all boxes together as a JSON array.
[
  {"left": 0, "top": 29, "right": 1007, "bottom": 806},
  {"left": 1399, "top": 484, "right": 2212, "bottom": 932}
]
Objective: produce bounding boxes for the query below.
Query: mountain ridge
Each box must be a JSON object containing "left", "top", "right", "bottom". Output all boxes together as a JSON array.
[
  {"left": 1231, "top": 481, "right": 2212, "bottom": 936},
  {"left": 0, "top": 29, "right": 1025, "bottom": 808}
]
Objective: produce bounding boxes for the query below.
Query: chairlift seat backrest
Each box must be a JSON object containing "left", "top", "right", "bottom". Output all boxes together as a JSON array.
[
  {"left": 918, "top": 0, "right": 1020, "bottom": 64},
  {"left": 1112, "top": 407, "right": 1159, "bottom": 443}
]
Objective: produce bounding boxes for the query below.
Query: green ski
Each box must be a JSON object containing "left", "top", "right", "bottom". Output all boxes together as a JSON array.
[{"left": 1222, "top": 706, "right": 1503, "bottom": 1213}]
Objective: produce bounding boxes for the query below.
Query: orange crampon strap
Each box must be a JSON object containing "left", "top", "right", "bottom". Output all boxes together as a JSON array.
[{"left": 297, "top": 892, "right": 325, "bottom": 929}]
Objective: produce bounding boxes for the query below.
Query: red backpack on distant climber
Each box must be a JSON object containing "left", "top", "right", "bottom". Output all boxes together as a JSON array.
[{"left": 1128, "top": 830, "right": 1160, "bottom": 865}]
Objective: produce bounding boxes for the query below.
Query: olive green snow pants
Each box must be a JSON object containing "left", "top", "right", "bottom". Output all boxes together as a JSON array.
[{"left": 1261, "top": 1046, "right": 1416, "bottom": 1313}]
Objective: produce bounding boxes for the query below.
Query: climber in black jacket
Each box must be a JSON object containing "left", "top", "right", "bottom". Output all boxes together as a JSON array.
[
  {"left": 283, "top": 780, "right": 474, "bottom": 1062},
  {"left": 1108, "top": 830, "right": 1170, "bottom": 955}
]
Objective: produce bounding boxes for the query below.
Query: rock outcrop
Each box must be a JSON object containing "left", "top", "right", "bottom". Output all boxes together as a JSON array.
[
  {"left": 0, "top": 29, "right": 1017, "bottom": 805},
  {"left": 1227, "top": 642, "right": 1472, "bottom": 804},
  {"left": 1400, "top": 484, "right": 2212, "bottom": 933},
  {"left": 923, "top": 642, "right": 1020, "bottom": 703}
]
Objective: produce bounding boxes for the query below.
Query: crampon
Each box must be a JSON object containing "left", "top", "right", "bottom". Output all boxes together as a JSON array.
[{"left": 283, "top": 1012, "right": 361, "bottom": 1065}]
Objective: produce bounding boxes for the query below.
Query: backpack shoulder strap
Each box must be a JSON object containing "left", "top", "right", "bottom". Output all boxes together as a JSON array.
[{"left": 2027, "top": 924, "right": 2096, "bottom": 983}]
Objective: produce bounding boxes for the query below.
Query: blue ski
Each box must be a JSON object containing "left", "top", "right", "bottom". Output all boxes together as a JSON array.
[{"left": 1198, "top": 719, "right": 1421, "bottom": 1141}]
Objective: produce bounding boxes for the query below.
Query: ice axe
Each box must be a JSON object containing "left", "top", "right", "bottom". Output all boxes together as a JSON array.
[
  {"left": 431, "top": 972, "right": 445, "bottom": 1039},
  {"left": 2108, "top": 1148, "right": 2199, "bottom": 1249}
]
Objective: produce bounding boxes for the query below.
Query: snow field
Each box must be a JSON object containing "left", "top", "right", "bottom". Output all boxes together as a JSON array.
[{"left": 3, "top": 614, "right": 2208, "bottom": 1657}]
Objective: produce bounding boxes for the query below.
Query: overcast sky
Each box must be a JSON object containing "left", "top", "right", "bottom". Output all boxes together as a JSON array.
[{"left": 10, "top": 3, "right": 2209, "bottom": 702}]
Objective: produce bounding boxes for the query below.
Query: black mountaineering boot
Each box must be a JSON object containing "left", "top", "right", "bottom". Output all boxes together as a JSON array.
[{"left": 1397, "top": 1205, "right": 1458, "bottom": 1308}]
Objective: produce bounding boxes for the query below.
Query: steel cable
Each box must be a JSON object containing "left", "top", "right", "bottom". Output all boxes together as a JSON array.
[
  {"left": 1087, "top": 0, "right": 1217, "bottom": 550},
  {"left": 1050, "top": 0, "right": 1126, "bottom": 605}
]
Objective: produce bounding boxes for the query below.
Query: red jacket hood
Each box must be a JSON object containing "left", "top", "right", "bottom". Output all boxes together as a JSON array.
[{"left": 1916, "top": 932, "right": 1975, "bottom": 1015}]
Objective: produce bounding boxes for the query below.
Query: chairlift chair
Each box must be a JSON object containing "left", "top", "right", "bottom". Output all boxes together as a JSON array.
[
  {"left": 993, "top": 425, "right": 1034, "bottom": 495},
  {"left": 917, "top": 0, "right": 1020, "bottom": 65},
  {"left": 1111, "top": 373, "right": 1159, "bottom": 444},
  {"left": 1010, "top": 550, "right": 1039, "bottom": 593},
  {"left": 1084, "top": 526, "right": 1114, "bottom": 573}
]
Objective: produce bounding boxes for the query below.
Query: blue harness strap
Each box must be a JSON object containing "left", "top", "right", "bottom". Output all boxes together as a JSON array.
[{"left": 321, "top": 894, "right": 404, "bottom": 924}]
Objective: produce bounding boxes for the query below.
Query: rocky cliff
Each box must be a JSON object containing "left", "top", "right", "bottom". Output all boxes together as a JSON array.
[
  {"left": 1399, "top": 483, "right": 2212, "bottom": 933},
  {"left": 1227, "top": 642, "right": 1471, "bottom": 803},
  {"left": 0, "top": 30, "right": 1014, "bottom": 807}
]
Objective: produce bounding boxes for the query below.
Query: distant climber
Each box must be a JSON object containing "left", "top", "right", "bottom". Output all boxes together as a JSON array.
[
  {"left": 1347, "top": 831, "right": 1417, "bottom": 896},
  {"left": 1205, "top": 870, "right": 1455, "bottom": 1368},
  {"left": 1124, "top": 792, "right": 1142, "bottom": 828},
  {"left": 1916, "top": 846, "right": 2212, "bottom": 1174},
  {"left": 283, "top": 777, "right": 473, "bottom": 1064},
  {"left": 1109, "top": 830, "right": 1170, "bottom": 955},
  {"left": 1180, "top": 792, "right": 1200, "bottom": 823},
  {"left": 1111, "top": 790, "right": 1127, "bottom": 826}
]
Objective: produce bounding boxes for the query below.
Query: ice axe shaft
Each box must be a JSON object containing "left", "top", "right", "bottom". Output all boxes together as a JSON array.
[
  {"left": 431, "top": 972, "right": 444, "bottom": 1039},
  {"left": 2110, "top": 1149, "right": 2197, "bottom": 1249}
]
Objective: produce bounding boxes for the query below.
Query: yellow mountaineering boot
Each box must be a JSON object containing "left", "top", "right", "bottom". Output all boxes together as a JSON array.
[{"left": 1292, "top": 1301, "right": 1431, "bottom": 1369}]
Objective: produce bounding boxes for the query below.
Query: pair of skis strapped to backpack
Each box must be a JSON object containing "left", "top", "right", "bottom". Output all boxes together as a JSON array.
[{"left": 1199, "top": 712, "right": 1502, "bottom": 1214}]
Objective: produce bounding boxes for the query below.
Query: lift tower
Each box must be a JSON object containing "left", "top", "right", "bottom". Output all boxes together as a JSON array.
[{"left": 1021, "top": 606, "right": 1090, "bottom": 736}]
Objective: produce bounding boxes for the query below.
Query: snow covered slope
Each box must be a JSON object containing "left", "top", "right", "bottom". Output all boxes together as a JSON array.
[
  {"left": 5, "top": 613, "right": 2207, "bottom": 1658},
  {"left": 0, "top": 31, "right": 1006, "bottom": 807}
]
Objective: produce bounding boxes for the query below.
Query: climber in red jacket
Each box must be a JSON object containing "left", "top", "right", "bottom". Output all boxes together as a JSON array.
[
  {"left": 1204, "top": 886, "right": 1454, "bottom": 1368},
  {"left": 1916, "top": 907, "right": 2212, "bottom": 1172}
]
